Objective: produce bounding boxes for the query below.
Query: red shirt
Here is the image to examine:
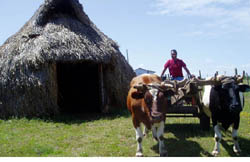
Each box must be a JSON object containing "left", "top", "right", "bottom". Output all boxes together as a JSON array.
[{"left": 164, "top": 59, "right": 186, "bottom": 77}]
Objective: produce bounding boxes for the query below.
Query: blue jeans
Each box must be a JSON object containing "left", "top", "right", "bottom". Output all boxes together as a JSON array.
[{"left": 171, "top": 76, "right": 184, "bottom": 81}]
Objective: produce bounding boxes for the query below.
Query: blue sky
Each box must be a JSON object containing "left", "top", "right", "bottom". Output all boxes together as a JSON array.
[{"left": 1, "top": 0, "right": 250, "bottom": 77}]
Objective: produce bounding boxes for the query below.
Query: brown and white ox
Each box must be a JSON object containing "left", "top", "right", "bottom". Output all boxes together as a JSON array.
[{"left": 127, "top": 74, "right": 175, "bottom": 157}]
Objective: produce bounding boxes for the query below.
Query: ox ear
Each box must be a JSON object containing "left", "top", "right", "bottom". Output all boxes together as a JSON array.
[
  {"left": 131, "top": 91, "right": 144, "bottom": 99},
  {"left": 238, "top": 84, "right": 250, "bottom": 92}
]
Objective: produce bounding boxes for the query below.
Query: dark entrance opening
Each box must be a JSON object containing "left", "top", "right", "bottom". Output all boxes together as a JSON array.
[{"left": 57, "top": 62, "right": 101, "bottom": 114}]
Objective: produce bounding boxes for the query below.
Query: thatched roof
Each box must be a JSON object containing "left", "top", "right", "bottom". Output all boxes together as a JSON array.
[
  {"left": 0, "top": 0, "right": 135, "bottom": 118},
  {"left": 1, "top": 0, "right": 118, "bottom": 63}
]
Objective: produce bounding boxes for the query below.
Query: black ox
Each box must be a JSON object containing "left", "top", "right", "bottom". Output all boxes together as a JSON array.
[{"left": 202, "top": 74, "right": 250, "bottom": 156}]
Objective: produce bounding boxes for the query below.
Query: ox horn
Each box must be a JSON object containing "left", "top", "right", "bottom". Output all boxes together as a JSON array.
[
  {"left": 191, "top": 76, "right": 218, "bottom": 86},
  {"left": 160, "top": 82, "right": 174, "bottom": 88},
  {"left": 162, "top": 79, "right": 188, "bottom": 94},
  {"left": 134, "top": 82, "right": 174, "bottom": 93},
  {"left": 163, "top": 78, "right": 188, "bottom": 87},
  {"left": 133, "top": 83, "right": 148, "bottom": 92},
  {"left": 213, "top": 72, "right": 228, "bottom": 82},
  {"left": 189, "top": 72, "right": 219, "bottom": 86},
  {"left": 148, "top": 82, "right": 174, "bottom": 92},
  {"left": 236, "top": 71, "right": 245, "bottom": 83}
]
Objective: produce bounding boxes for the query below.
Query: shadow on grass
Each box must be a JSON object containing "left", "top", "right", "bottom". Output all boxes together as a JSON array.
[
  {"left": 165, "top": 123, "right": 213, "bottom": 138},
  {"left": 220, "top": 136, "right": 250, "bottom": 157},
  {"left": 151, "top": 123, "right": 250, "bottom": 157},
  {"left": 151, "top": 137, "right": 212, "bottom": 157},
  {"left": 34, "top": 108, "right": 131, "bottom": 125},
  {"left": 151, "top": 123, "right": 214, "bottom": 157}
]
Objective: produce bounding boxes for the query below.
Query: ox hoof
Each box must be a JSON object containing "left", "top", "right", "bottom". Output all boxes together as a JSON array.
[
  {"left": 233, "top": 146, "right": 241, "bottom": 155},
  {"left": 212, "top": 150, "right": 219, "bottom": 156},
  {"left": 143, "top": 130, "right": 149, "bottom": 137},
  {"left": 136, "top": 152, "right": 143, "bottom": 157},
  {"left": 152, "top": 136, "right": 158, "bottom": 142},
  {"left": 160, "top": 152, "right": 168, "bottom": 157}
]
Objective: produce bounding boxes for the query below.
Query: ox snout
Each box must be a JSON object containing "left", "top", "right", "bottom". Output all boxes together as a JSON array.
[
  {"left": 150, "top": 112, "right": 164, "bottom": 123},
  {"left": 229, "top": 104, "right": 242, "bottom": 114}
]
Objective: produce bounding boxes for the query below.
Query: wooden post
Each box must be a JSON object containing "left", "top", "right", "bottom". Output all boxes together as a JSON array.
[
  {"left": 235, "top": 68, "right": 238, "bottom": 76},
  {"left": 247, "top": 73, "right": 249, "bottom": 85},
  {"left": 99, "top": 64, "right": 105, "bottom": 111}
]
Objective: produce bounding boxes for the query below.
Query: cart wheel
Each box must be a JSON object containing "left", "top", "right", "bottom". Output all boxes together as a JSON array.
[{"left": 200, "top": 113, "right": 210, "bottom": 131}]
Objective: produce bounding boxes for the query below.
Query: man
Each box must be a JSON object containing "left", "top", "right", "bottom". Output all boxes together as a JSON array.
[{"left": 161, "top": 49, "right": 191, "bottom": 81}]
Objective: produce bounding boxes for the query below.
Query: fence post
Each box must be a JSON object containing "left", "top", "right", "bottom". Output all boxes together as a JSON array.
[
  {"left": 247, "top": 73, "right": 249, "bottom": 85},
  {"left": 235, "top": 68, "right": 238, "bottom": 76}
]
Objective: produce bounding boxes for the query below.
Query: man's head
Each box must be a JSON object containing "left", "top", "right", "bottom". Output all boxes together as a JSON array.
[{"left": 171, "top": 49, "right": 177, "bottom": 60}]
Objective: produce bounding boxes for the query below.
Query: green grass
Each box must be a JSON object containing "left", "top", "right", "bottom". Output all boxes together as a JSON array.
[{"left": 0, "top": 92, "right": 250, "bottom": 157}]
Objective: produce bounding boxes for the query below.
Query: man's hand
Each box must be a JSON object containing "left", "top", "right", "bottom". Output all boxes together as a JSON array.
[{"left": 188, "top": 74, "right": 194, "bottom": 79}]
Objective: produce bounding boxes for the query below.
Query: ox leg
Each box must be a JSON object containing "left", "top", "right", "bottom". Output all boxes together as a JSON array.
[
  {"left": 212, "top": 125, "right": 222, "bottom": 156},
  {"left": 143, "top": 126, "right": 149, "bottom": 137},
  {"left": 152, "top": 121, "right": 168, "bottom": 157},
  {"left": 134, "top": 126, "right": 143, "bottom": 157},
  {"left": 152, "top": 126, "right": 158, "bottom": 141},
  {"left": 158, "top": 121, "right": 168, "bottom": 157},
  {"left": 232, "top": 128, "right": 241, "bottom": 154}
]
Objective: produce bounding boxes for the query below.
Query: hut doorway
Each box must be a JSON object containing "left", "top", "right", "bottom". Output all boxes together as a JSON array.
[{"left": 57, "top": 62, "right": 101, "bottom": 114}]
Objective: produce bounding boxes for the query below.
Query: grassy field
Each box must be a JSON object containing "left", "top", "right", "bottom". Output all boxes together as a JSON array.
[{"left": 0, "top": 93, "right": 250, "bottom": 157}]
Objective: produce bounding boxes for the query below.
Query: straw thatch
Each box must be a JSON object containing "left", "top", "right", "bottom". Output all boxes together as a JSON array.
[{"left": 0, "top": 0, "right": 135, "bottom": 118}]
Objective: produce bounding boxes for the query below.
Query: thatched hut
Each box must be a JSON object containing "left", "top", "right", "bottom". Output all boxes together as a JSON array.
[{"left": 0, "top": 0, "right": 135, "bottom": 118}]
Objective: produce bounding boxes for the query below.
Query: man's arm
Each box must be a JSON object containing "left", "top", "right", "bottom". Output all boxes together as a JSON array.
[
  {"left": 161, "top": 60, "right": 169, "bottom": 78},
  {"left": 161, "top": 67, "right": 167, "bottom": 78},
  {"left": 181, "top": 60, "right": 192, "bottom": 78},
  {"left": 183, "top": 66, "right": 192, "bottom": 78}
]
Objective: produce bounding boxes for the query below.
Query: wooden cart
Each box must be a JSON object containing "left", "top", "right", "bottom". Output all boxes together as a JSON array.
[{"left": 165, "top": 78, "right": 210, "bottom": 130}]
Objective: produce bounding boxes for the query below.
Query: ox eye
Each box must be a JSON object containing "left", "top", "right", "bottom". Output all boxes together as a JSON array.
[
  {"left": 145, "top": 98, "right": 152, "bottom": 106},
  {"left": 222, "top": 84, "right": 230, "bottom": 89},
  {"left": 144, "top": 93, "right": 152, "bottom": 104}
]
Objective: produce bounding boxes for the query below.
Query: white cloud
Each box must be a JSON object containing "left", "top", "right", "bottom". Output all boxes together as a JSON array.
[
  {"left": 137, "top": 64, "right": 145, "bottom": 68},
  {"left": 153, "top": 0, "right": 244, "bottom": 16},
  {"left": 150, "top": 0, "right": 250, "bottom": 35}
]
